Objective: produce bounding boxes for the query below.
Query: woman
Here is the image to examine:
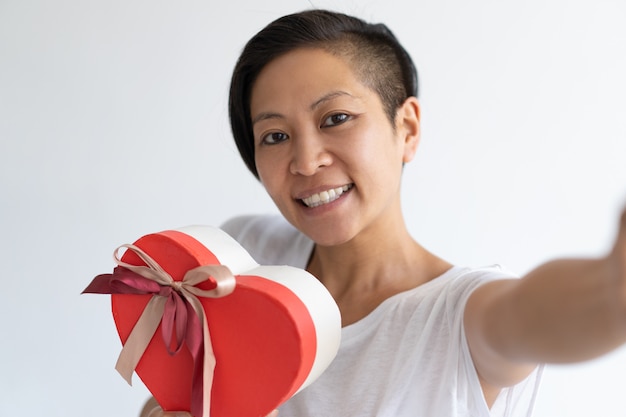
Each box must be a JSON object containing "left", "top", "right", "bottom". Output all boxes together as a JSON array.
[{"left": 146, "top": 9, "right": 626, "bottom": 417}]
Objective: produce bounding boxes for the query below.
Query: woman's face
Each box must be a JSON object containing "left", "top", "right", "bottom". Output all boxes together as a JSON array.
[{"left": 250, "top": 47, "right": 420, "bottom": 247}]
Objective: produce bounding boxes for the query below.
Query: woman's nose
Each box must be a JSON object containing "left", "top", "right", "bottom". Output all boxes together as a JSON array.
[{"left": 289, "top": 135, "right": 332, "bottom": 176}]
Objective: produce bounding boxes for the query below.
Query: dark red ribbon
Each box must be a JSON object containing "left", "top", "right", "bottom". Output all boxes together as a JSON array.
[
  {"left": 83, "top": 244, "right": 236, "bottom": 417},
  {"left": 85, "top": 267, "right": 200, "bottom": 356}
]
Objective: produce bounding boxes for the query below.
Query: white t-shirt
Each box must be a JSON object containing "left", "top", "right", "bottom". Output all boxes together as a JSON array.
[{"left": 222, "top": 215, "right": 543, "bottom": 417}]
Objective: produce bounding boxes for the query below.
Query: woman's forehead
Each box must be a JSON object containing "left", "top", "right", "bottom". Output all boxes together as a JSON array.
[
  {"left": 255, "top": 48, "right": 354, "bottom": 86},
  {"left": 250, "top": 48, "right": 376, "bottom": 113}
]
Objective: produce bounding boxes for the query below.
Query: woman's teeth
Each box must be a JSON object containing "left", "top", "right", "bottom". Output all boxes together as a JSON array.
[{"left": 301, "top": 185, "right": 352, "bottom": 208}]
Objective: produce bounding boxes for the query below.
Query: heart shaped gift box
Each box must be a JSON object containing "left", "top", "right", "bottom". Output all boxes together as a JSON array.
[{"left": 84, "top": 226, "right": 341, "bottom": 417}]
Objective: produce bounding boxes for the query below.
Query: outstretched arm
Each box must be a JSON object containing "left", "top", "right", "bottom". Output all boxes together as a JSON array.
[{"left": 465, "top": 208, "right": 626, "bottom": 391}]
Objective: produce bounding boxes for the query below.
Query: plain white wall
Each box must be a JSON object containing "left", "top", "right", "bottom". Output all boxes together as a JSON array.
[{"left": 1, "top": 0, "right": 625, "bottom": 415}]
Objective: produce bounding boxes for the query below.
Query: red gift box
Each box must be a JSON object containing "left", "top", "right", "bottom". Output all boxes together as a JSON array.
[{"left": 84, "top": 226, "right": 341, "bottom": 417}]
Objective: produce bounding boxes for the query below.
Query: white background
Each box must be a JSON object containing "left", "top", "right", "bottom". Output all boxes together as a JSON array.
[{"left": 1, "top": 0, "right": 625, "bottom": 415}]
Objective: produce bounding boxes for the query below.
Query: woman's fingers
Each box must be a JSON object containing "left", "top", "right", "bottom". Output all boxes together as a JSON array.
[
  {"left": 141, "top": 397, "right": 192, "bottom": 417},
  {"left": 140, "top": 396, "right": 277, "bottom": 417}
]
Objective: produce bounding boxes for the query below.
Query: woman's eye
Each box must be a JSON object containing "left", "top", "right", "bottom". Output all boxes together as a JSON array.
[
  {"left": 261, "top": 131, "right": 289, "bottom": 145},
  {"left": 322, "top": 113, "right": 350, "bottom": 127}
]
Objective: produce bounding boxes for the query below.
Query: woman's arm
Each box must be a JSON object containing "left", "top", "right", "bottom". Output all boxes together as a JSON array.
[{"left": 465, "top": 208, "right": 626, "bottom": 389}]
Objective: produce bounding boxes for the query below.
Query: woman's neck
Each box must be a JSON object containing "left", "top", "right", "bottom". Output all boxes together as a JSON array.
[{"left": 306, "top": 216, "right": 452, "bottom": 326}]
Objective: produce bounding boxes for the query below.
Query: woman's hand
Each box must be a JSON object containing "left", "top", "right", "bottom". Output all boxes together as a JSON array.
[
  {"left": 140, "top": 397, "right": 278, "bottom": 417},
  {"left": 140, "top": 398, "right": 191, "bottom": 417}
]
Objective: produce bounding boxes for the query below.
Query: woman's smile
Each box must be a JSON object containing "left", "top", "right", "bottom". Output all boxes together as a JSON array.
[{"left": 299, "top": 184, "right": 353, "bottom": 208}]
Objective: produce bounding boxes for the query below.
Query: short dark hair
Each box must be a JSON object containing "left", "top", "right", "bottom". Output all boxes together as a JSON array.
[{"left": 228, "top": 9, "right": 418, "bottom": 178}]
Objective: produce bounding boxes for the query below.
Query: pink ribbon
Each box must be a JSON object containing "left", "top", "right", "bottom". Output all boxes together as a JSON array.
[{"left": 83, "top": 244, "right": 236, "bottom": 417}]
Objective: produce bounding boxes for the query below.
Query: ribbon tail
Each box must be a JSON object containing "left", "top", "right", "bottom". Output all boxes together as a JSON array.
[
  {"left": 184, "top": 294, "right": 215, "bottom": 417},
  {"left": 201, "top": 312, "right": 214, "bottom": 417},
  {"left": 82, "top": 273, "right": 115, "bottom": 294},
  {"left": 115, "top": 296, "right": 167, "bottom": 385}
]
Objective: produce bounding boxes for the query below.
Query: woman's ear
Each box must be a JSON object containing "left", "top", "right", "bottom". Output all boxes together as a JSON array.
[{"left": 397, "top": 97, "right": 421, "bottom": 163}]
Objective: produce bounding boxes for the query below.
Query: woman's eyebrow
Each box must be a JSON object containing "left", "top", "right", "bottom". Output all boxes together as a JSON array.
[
  {"left": 310, "top": 91, "right": 357, "bottom": 110},
  {"left": 252, "top": 112, "right": 283, "bottom": 126}
]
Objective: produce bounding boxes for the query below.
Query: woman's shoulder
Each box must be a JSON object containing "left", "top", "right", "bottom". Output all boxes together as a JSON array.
[
  {"left": 400, "top": 264, "right": 518, "bottom": 298},
  {"left": 384, "top": 265, "right": 519, "bottom": 318},
  {"left": 439, "top": 264, "right": 519, "bottom": 300},
  {"left": 221, "top": 214, "right": 313, "bottom": 268}
]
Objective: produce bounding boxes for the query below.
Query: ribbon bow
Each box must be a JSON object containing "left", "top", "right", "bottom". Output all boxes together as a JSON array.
[{"left": 83, "top": 243, "right": 236, "bottom": 417}]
